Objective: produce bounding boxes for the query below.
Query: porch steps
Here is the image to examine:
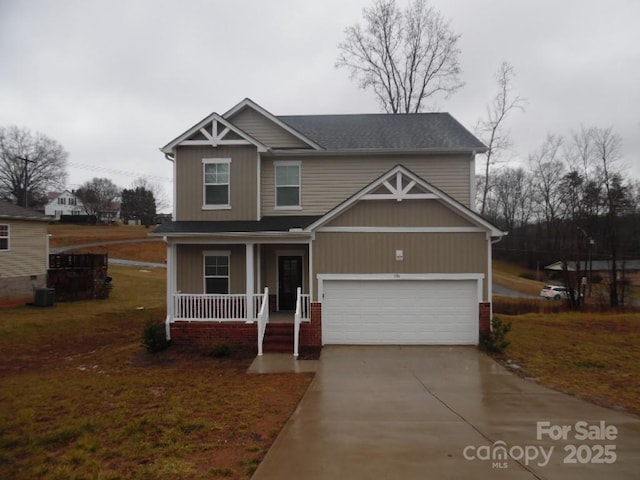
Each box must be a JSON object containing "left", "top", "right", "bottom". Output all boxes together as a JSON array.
[{"left": 263, "top": 323, "right": 294, "bottom": 353}]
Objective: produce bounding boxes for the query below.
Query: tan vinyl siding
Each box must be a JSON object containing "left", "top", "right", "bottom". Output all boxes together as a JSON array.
[
  {"left": 262, "top": 154, "right": 472, "bottom": 215},
  {"left": 176, "top": 244, "right": 246, "bottom": 294},
  {"left": 0, "top": 220, "right": 48, "bottom": 278},
  {"left": 175, "top": 145, "right": 257, "bottom": 221},
  {"left": 312, "top": 232, "right": 489, "bottom": 300},
  {"left": 229, "top": 108, "right": 309, "bottom": 149},
  {"left": 325, "top": 199, "right": 475, "bottom": 227},
  {"left": 260, "top": 244, "right": 310, "bottom": 295}
]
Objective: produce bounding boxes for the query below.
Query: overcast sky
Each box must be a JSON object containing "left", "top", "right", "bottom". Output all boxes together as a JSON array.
[{"left": 1, "top": 0, "right": 639, "bottom": 211}]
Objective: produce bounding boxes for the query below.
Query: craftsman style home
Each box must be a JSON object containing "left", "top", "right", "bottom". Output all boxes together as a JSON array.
[{"left": 153, "top": 99, "right": 503, "bottom": 355}]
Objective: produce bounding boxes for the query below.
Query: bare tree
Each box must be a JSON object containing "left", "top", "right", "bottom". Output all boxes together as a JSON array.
[
  {"left": 528, "top": 134, "right": 566, "bottom": 249},
  {"left": 476, "top": 62, "right": 525, "bottom": 216},
  {"left": 132, "top": 177, "right": 169, "bottom": 213},
  {"left": 592, "top": 127, "right": 626, "bottom": 307},
  {"left": 76, "top": 177, "right": 121, "bottom": 221},
  {"left": 336, "top": 0, "right": 463, "bottom": 113},
  {"left": 493, "top": 167, "right": 532, "bottom": 233},
  {"left": 0, "top": 126, "right": 68, "bottom": 208}
]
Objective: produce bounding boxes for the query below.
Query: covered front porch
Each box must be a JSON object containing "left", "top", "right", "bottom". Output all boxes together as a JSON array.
[{"left": 164, "top": 238, "right": 316, "bottom": 355}]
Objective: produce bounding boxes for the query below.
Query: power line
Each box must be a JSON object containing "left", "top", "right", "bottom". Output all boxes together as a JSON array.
[{"left": 68, "top": 162, "right": 172, "bottom": 183}]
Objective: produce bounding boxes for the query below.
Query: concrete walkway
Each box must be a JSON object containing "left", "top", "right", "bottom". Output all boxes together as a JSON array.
[{"left": 252, "top": 346, "right": 640, "bottom": 480}]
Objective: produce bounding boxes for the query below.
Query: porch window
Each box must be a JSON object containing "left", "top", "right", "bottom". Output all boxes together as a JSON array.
[
  {"left": 204, "top": 252, "right": 230, "bottom": 294},
  {"left": 0, "top": 224, "right": 8, "bottom": 251},
  {"left": 275, "top": 161, "right": 301, "bottom": 208},
  {"left": 203, "top": 159, "right": 231, "bottom": 208}
]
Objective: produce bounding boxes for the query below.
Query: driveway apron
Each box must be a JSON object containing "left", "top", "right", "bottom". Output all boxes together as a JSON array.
[{"left": 251, "top": 346, "right": 640, "bottom": 480}]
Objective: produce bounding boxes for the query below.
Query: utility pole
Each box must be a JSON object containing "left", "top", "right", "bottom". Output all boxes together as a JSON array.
[{"left": 16, "top": 156, "right": 35, "bottom": 208}]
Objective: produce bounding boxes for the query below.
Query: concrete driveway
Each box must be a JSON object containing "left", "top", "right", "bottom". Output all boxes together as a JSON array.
[{"left": 252, "top": 346, "right": 640, "bottom": 480}]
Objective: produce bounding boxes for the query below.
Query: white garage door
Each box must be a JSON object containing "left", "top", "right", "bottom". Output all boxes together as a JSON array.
[{"left": 322, "top": 279, "right": 478, "bottom": 345}]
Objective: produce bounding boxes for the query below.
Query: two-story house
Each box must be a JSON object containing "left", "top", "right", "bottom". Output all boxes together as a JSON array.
[
  {"left": 45, "top": 190, "right": 84, "bottom": 220},
  {"left": 153, "top": 98, "right": 503, "bottom": 355}
]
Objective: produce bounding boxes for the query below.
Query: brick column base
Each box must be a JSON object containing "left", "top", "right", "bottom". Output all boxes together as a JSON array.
[
  {"left": 479, "top": 302, "right": 491, "bottom": 341},
  {"left": 300, "top": 302, "right": 322, "bottom": 348}
]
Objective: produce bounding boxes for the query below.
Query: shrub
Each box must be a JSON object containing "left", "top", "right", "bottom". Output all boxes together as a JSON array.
[
  {"left": 480, "top": 316, "right": 512, "bottom": 353},
  {"left": 210, "top": 343, "right": 235, "bottom": 358},
  {"left": 142, "top": 321, "right": 170, "bottom": 353}
]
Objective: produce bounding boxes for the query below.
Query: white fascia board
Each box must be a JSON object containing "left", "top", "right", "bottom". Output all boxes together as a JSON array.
[
  {"left": 317, "top": 226, "right": 485, "bottom": 233},
  {"left": 160, "top": 112, "right": 269, "bottom": 153},
  {"left": 223, "top": 98, "right": 324, "bottom": 151}
]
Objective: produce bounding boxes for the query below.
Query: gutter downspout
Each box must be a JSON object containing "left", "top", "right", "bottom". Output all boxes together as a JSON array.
[{"left": 163, "top": 151, "right": 176, "bottom": 220}]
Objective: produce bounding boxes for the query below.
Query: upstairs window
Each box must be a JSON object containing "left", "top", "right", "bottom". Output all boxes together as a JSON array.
[
  {"left": 0, "top": 225, "right": 8, "bottom": 251},
  {"left": 57, "top": 197, "right": 66, "bottom": 205},
  {"left": 203, "top": 159, "right": 231, "bottom": 208},
  {"left": 275, "top": 161, "right": 301, "bottom": 208},
  {"left": 204, "top": 252, "right": 230, "bottom": 294}
]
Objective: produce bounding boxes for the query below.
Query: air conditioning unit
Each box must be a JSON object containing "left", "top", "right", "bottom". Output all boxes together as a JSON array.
[{"left": 34, "top": 288, "right": 55, "bottom": 307}]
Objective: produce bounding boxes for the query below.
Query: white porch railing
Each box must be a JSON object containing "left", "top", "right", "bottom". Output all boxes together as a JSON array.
[
  {"left": 294, "top": 287, "right": 311, "bottom": 357},
  {"left": 256, "top": 287, "right": 269, "bottom": 356},
  {"left": 173, "top": 293, "right": 264, "bottom": 322}
]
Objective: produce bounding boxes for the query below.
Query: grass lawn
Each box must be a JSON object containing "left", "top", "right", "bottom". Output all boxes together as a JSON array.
[
  {"left": 499, "top": 311, "right": 640, "bottom": 415},
  {"left": 48, "top": 223, "right": 153, "bottom": 248},
  {"left": 0, "top": 266, "right": 312, "bottom": 480},
  {"left": 71, "top": 241, "right": 167, "bottom": 264}
]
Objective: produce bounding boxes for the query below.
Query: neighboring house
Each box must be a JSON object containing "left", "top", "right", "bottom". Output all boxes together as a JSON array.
[
  {"left": 0, "top": 201, "right": 51, "bottom": 304},
  {"left": 152, "top": 98, "right": 504, "bottom": 355},
  {"left": 44, "top": 190, "right": 84, "bottom": 219},
  {"left": 545, "top": 260, "right": 640, "bottom": 275}
]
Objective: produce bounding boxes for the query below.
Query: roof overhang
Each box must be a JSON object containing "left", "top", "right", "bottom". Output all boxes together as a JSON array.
[
  {"left": 0, "top": 214, "right": 51, "bottom": 222},
  {"left": 262, "top": 147, "right": 487, "bottom": 157}
]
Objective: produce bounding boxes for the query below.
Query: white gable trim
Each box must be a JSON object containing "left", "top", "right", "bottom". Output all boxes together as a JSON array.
[
  {"left": 223, "top": 98, "right": 324, "bottom": 151},
  {"left": 305, "top": 164, "right": 505, "bottom": 237},
  {"left": 161, "top": 112, "right": 269, "bottom": 154}
]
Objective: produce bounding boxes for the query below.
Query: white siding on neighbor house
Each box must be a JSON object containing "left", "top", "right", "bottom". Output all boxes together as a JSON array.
[
  {"left": 0, "top": 220, "right": 48, "bottom": 278},
  {"left": 261, "top": 154, "right": 472, "bottom": 216},
  {"left": 44, "top": 191, "right": 83, "bottom": 219}
]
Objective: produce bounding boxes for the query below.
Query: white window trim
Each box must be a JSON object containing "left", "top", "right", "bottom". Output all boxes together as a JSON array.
[
  {"left": 0, "top": 224, "right": 9, "bottom": 251},
  {"left": 203, "top": 250, "right": 231, "bottom": 294},
  {"left": 274, "top": 160, "right": 302, "bottom": 210},
  {"left": 202, "top": 158, "right": 232, "bottom": 210}
]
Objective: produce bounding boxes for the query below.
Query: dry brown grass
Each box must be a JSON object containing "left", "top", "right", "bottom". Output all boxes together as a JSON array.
[
  {"left": 0, "top": 266, "right": 312, "bottom": 479},
  {"left": 500, "top": 311, "right": 640, "bottom": 415},
  {"left": 48, "top": 223, "right": 154, "bottom": 247},
  {"left": 71, "top": 241, "right": 167, "bottom": 264}
]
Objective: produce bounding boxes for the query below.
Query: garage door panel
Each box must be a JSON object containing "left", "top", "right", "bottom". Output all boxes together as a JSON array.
[{"left": 322, "top": 280, "right": 478, "bottom": 345}]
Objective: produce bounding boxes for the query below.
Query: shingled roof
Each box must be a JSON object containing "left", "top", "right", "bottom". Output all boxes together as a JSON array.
[
  {"left": 277, "top": 113, "right": 486, "bottom": 152},
  {"left": 0, "top": 201, "right": 50, "bottom": 221}
]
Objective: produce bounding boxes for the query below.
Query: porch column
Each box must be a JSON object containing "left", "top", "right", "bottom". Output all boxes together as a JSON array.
[
  {"left": 246, "top": 242, "right": 254, "bottom": 322},
  {"left": 165, "top": 239, "right": 177, "bottom": 339}
]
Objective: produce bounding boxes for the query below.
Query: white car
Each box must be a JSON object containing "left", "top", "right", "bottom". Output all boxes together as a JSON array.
[{"left": 540, "top": 285, "right": 573, "bottom": 300}]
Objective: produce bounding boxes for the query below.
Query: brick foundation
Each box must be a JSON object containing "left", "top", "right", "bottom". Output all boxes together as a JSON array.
[
  {"left": 479, "top": 302, "right": 491, "bottom": 340},
  {"left": 170, "top": 321, "right": 257, "bottom": 351},
  {"left": 169, "top": 303, "right": 323, "bottom": 353}
]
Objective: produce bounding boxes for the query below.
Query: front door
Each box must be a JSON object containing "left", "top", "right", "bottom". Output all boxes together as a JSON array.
[{"left": 278, "top": 256, "right": 302, "bottom": 311}]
